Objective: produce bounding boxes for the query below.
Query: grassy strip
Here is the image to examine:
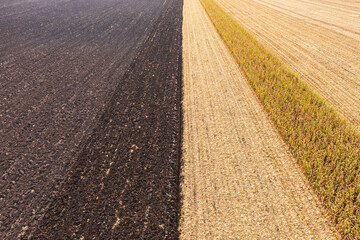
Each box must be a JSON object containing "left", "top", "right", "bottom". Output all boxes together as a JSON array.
[{"left": 199, "top": 0, "right": 360, "bottom": 238}]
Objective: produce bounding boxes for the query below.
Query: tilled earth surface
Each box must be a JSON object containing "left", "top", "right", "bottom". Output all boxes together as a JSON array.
[
  {"left": 0, "top": 0, "right": 182, "bottom": 238},
  {"left": 33, "top": 0, "right": 182, "bottom": 239}
]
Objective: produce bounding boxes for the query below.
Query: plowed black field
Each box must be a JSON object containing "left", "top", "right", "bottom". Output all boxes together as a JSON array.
[{"left": 0, "top": 0, "right": 182, "bottom": 238}]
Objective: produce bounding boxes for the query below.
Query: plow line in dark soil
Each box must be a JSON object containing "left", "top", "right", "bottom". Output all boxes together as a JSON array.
[
  {"left": 1, "top": 0, "right": 172, "bottom": 238},
  {"left": 32, "top": 0, "right": 183, "bottom": 239}
]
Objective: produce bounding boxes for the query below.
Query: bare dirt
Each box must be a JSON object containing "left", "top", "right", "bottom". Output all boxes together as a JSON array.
[
  {"left": 216, "top": 0, "right": 360, "bottom": 130},
  {"left": 0, "top": 0, "right": 182, "bottom": 238},
  {"left": 180, "top": 0, "right": 340, "bottom": 238}
]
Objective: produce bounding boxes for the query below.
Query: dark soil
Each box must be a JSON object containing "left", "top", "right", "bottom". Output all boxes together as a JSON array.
[
  {"left": 1, "top": 0, "right": 182, "bottom": 239},
  {"left": 33, "top": 0, "right": 182, "bottom": 239}
]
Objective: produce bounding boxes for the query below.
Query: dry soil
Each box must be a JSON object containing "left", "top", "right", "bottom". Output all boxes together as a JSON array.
[
  {"left": 216, "top": 0, "right": 360, "bottom": 129},
  {"left": 180, "top": 0, "right": 340, "bottom": 238}
]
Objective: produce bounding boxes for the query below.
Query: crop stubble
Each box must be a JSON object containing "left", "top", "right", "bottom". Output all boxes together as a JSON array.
[
  {"left": 252, "top": 0, "right": 360, "bottom": 40},
  {"left": 216, "top": 0, "right": 360, "bottom": 129},
  {"left": 180, "top": 0, "right": 339, "bottom": 238}
]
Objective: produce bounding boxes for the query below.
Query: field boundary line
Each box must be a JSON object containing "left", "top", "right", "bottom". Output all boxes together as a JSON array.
[{"left": 199, "top": 0, "right": 360, "bottom": 238}]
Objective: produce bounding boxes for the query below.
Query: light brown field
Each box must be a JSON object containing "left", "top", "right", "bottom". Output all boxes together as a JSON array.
[
  {"left": 252, "top": 0, "right": 360, "bottom": 40},
  {"left": 216, "top": 0, "right": 360, "bottom": 129},
  {"left": 180, "top": 0, "right": 340, "bottom": 238}
]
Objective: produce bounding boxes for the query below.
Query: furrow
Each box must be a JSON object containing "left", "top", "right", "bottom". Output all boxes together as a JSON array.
[
  {"left": 216, "top": 0, "right": 360, "bottom": 129},
  {"left": 180, "top": 0, "right": 339, "bottom": 238}
]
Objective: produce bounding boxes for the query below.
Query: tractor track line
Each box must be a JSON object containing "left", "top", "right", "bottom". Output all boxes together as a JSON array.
[
  {"left": 216, "top": 0, "right": 360, "bottom": 130},
  {"left": 179, "top": 0, "right": 339, "bottom": 238},
  {"left": 32, "top": 0, "right": 183, "bottom": 238},
  {"left": 0, "top": 0, "right": 168, "bottom": 238}
]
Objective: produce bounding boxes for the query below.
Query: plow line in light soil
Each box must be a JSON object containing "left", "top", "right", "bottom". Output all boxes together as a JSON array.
[
  {"left": 200, "top": 0, "right": 360, "bottom": 238},
  {"left": 179, "top": 0, "right": 338, "bottom": 238}
]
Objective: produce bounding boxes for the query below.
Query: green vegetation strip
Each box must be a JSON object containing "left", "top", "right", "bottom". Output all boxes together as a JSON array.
[{"left": 199, "top": 0, "right": 360, "bottom": 238}]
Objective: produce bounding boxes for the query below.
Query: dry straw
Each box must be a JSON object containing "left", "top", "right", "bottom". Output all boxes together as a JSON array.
[{"left": 199, "top": 0, "right": 360, "bottom": 238}]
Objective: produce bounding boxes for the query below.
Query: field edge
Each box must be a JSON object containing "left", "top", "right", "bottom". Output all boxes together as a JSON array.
[{"left": 199, "top": 0, "right": 360, "bottom": 238}]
